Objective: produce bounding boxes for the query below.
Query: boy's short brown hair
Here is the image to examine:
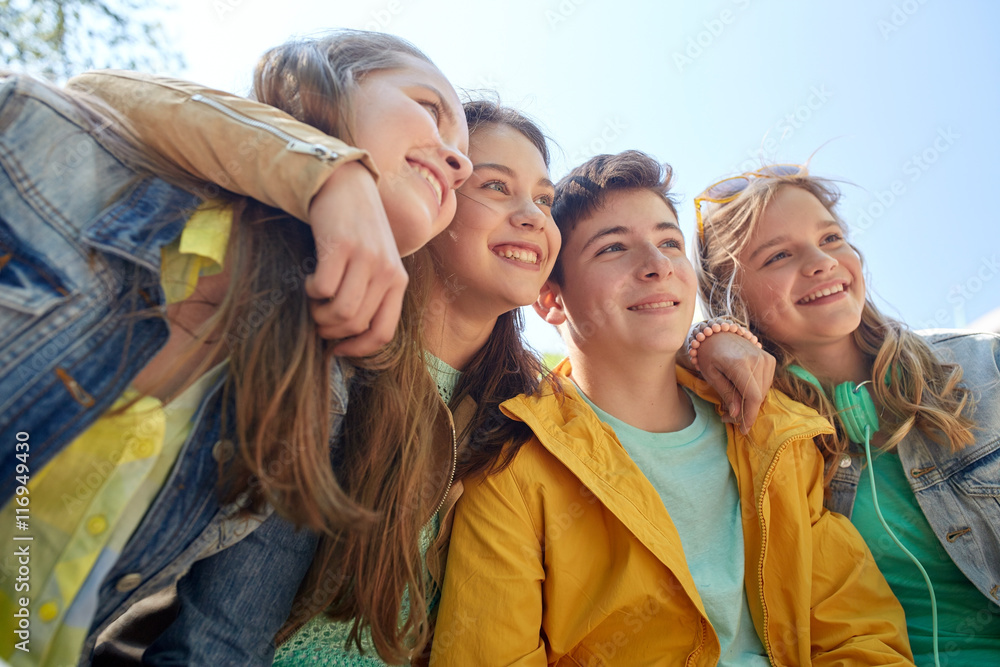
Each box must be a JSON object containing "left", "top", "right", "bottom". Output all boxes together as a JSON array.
[{"left": 550, "top": 150, "right": 678, "bottom": 284}]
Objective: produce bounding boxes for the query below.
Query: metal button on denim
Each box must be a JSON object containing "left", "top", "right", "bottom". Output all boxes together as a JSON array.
[
  {"left": 115, "top": 573, "right": 142, "bottom": 592},
  {"left": 212, "top": 439, "right": 234, "bottom": 463}
]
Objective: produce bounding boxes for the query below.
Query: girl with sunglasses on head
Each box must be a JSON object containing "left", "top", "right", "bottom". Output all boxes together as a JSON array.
[
  {"left": 0, "top": 30, "right": 472, "bottom": 666},
  {"left": 693, "top": 164, "right": 1000, "bottom": 666}
]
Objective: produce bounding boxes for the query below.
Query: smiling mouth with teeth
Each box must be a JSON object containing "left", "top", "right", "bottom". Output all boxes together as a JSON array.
[
  {"left": 798, "top": 283, "right": 846, "bottom": 304},
  {"left": 414, "top": 164, "right": 443, "bottom": 204},
  {"left": 494, "top": 247, "right": 539, "bottom": 265},
  {"left": 629, "top": 301, "right": 677, "bottom": 311}
]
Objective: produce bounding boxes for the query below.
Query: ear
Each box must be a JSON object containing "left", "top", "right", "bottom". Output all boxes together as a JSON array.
[{"left": 533, "top": 280, "right": 567, "bottom": 325}]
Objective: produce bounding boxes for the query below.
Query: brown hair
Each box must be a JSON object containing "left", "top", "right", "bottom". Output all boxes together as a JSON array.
[
  {"left": 47, "top": 30, "right": 447, "bottom": 662},
  {"left": 549, "top": 150, "right": 678, "bottom": 284},
  {"left": 300, "top": 101, "right": 560, "bottom": 660},
  {"left": 246, "top": 33, "right": 456, "bottom": 663},
  {"left": 441, "top": 100, "right": 555, "bottom": 479},
  {"left": 694, "top": 172, "right": 976, "bottom": 482},
  {"left": 18, "top": 73, "right": 363, "bottom": 530}
]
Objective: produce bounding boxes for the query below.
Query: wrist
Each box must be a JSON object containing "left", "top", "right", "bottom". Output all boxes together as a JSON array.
[
  {"left": 308, "top": 160, "right": 377, "bottom": 219},
  {"left": 686, "top": 317, "right": 762, "bottom": 371}
]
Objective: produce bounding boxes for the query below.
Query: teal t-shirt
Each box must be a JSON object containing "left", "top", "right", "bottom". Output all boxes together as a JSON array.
[
  {"left": 575, "top": 383, "right": 769, "bottom": 666},
  {"left": 852, "top": 451, "right": 1000, "bottom": 666}
]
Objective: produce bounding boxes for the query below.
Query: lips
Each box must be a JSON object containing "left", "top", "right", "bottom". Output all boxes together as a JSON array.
[
  {"left": 628, "top": 296, "right": 679, "bottom": 311},
  {"left": 410, "top": 160, "right": 445, "bottom": 206},
  {"left": 797, "top": 281, "right": 848, "bottom": 304},
  {"left": 491, "top": 242, "right": 542, "bottom": 266}
]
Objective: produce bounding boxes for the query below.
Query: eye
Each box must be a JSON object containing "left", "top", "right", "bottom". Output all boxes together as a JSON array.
[
  {"left": 482, "top": 180, "right": 508, "bottom": 194},
  {"left": 660, "top": 238, "right": 683, "bottom": 251},
  {"left": 763, "top": 250, "right": 789, "bottom": 266},
  {"left": 821, "top": 232, "right": 844, "bottom": 245},
  {"left": 534, "top": 193, "right": 554, "bottom": 207},
  {"left": 419, "top": 100, "right": 442, "bottom": 123},
  {"left": 597, "top": 242, "right": 625, "bottom": 256}
]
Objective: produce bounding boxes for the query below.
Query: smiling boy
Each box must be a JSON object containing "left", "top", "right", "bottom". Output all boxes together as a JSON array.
[{"left": 430, "top": 151, "right": 912, "bottom": 666}]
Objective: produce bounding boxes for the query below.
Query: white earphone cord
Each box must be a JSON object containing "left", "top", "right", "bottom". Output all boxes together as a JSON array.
[{"left": 862, "top": 421, "right": 940, "bottom": 667}]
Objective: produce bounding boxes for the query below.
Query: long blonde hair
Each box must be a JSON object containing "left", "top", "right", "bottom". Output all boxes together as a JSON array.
[
  {"left": 252, "top": 34, "right": 449, "bottom": 663},
  {"left": 49, "top": 31, "right": 449, "bottom": 662},
  {"left": 694, "top": 173, "right": 975, "bottom": 481}
]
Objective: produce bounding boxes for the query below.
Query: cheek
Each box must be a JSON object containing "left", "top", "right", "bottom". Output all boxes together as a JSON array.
[
  {"left": 436, "top": 192, "right": 458, "bottom": 234},
  {"left": 740, "top": 278, "right": 790, "bottom": 330},
  {"left": 546, "top": 228, "right": 562, "bottom": 260}
]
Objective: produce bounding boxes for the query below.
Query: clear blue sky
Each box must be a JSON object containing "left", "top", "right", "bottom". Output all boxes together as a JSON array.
[{"left": 167, "top": 0, "right": 1000, "bottom": 353}]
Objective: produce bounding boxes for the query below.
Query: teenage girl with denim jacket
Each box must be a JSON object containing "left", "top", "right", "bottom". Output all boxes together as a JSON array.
[
  {"left": 693, "top": 165, "right": 1000, "bottom": 665},
  {"left": 0, "top": 30, "right": 473, "bottom": 665}
]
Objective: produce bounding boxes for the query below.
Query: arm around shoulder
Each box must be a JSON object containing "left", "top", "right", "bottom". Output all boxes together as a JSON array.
[{"left": 66, "top": 70, "right": 378, "bottom": 222}]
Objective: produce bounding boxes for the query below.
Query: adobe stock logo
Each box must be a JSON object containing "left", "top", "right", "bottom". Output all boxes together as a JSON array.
[
  {"left": 673, "top": 0, "right": 753, "bottom": 73},
  {"left": 853, "top": 126, "right": 959, "bottom": 235}
]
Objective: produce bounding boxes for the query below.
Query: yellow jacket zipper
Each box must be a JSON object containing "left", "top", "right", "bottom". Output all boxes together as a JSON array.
[{"left": 756, "top": 428, "right": 828, "bottom": 664}]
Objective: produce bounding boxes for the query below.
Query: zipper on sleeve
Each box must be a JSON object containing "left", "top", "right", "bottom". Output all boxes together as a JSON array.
[{"left": 189, "top": 94, "right": 341, "bottom": 162}]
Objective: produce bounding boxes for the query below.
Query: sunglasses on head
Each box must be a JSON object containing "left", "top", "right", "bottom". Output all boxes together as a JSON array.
[{"left": 694, "top": 164, "right": 808, "bottom": 240}]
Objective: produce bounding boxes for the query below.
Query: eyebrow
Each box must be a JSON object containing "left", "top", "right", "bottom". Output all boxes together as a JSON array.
[
  {"left": 581, "top": 221, "right": 681, "bottom": 253},
  {"left": 748, "top": 218, "right": 841, "bottom": 262},
  {"left": 412, "top": 83, "right": 458, "bottom": 128},
  {"left": 474, "top": 162, "right": 555, "bottom": 189}
]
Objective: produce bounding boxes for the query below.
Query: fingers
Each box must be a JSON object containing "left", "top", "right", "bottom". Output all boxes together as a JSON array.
[
  {"left": 304, "top": 162, "right": 407, "bottom": 350},
  {"left": 306, "top": 237, "right": 348, "bottom": 302},
  {"left": 694, "top": 331, "right": 777, "bottom": 434},
  {"left": 310, "top": 252, "right": 408, "bottom": 345},
  {"left": 332, "top": 277, "right": 407, "bottom": 357},
  {"left": 723, "top": 350, "right": 776, "bottom": 434}
]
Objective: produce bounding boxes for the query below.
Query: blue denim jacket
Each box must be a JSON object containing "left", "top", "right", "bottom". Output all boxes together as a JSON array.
[
  {"left": 0, "top": 75, "right": 337, "bottom": 665},
  {"left": 827, "top": 330, "right": 1000, "bottom": 606}
]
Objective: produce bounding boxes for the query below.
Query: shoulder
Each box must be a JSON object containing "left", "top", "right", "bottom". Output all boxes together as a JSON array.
[
  {"left": 917, "top": 328, "right": 1000, "bottom": 358},
  {"left": 917, "top": 328, "right": 1000, "bottom": 385}
]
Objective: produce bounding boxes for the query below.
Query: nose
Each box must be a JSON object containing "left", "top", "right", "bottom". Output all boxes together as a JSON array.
[
  {"left": 801, "top": 246, "right": 838, "bottom": 276},
  {"left": 441, "top": 146, "right": 473, "bottom": 190},
  {"left": 510, "top": 196, "right": 549, "bottom": 231},
  {"left": 637, "top": 242, "right": 673, "bottom": 280}
]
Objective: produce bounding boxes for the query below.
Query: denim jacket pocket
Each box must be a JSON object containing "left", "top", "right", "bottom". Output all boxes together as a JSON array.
[
  {"left": 950, "top": 445, "right": 1000, "bottom": 498},
  {"left": 0, "top": 216, "right": 73, "bottom": 316}
]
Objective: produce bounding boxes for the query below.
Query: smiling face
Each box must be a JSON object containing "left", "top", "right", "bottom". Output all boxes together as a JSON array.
[
  {"left": 736, "top": 185, "right": 866, "bottom": 356},
  {"left": 537, "top": 188, "right": 696, "bottom": 360},
  {"left": 428, "top": 123, "right": 560, "bottom": 313},
  {"left": 350, "top": 55, "right": 472, "bottom": 256}
]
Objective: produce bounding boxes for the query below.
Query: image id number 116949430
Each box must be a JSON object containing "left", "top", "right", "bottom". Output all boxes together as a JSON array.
[{"left": 11, "top": 431, "right": 32, "bottom": 653}]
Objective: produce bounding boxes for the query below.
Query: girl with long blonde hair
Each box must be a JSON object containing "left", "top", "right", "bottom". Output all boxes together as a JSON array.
[
  {"left": 0, "top": 30, "right": 471, "bottom": 665},
  {"left": 693, "top": 165, "right": 1000, "bottom": 665}
]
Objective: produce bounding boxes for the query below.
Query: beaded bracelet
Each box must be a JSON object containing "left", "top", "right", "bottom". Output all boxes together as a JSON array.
[{"left": 686, "top": 317, "right": 762, "bottom": 371}]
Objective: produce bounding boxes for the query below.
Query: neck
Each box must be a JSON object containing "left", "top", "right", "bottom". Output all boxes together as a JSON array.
[
  {"left": 423, "top": 277, "right": 503, "bottom": 370},
  {"left": 791, "top": 335, "right": 870, "bottom": 386},
  {"left": 568, "top": 347, "right": 693, "bottom": 433}
]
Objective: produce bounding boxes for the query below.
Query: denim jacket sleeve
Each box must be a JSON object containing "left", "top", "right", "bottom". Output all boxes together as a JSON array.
[
  {"left": 141, "top": 512, "right": 320, "bottom": 667},
  {"left": 66, "top": 70, "right": 379, "bottom": 223}
]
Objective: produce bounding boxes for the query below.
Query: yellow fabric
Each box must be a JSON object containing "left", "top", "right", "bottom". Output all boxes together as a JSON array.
[
  {"left": 0, "top": 211, "right": 231, "bottom": 665},
  {"left": 159, "top": 201, "right": 232, "bottom": 304},
  {"left": 431, "top": 359, "right": 915, "bottom": 666}
]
